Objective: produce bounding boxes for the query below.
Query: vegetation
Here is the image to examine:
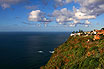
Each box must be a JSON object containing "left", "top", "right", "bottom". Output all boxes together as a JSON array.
[
  {"left": 40, "top": 35, "right": 104, "bottom": 69},
  {"left": 101, "top": 28, "right": 104, "bottom": 30},
  {"left": 72, "top": 29, "right": 84, "bottom": 34}
]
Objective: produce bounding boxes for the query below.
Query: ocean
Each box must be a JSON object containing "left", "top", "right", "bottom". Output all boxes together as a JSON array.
[{"left": 0, "top": 32, "right": 70, "bottom": 69}]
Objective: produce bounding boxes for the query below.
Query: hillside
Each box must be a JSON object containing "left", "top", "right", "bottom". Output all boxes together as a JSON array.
[{"left": 40, "top": 35, "right": 104, "bottom": 69}]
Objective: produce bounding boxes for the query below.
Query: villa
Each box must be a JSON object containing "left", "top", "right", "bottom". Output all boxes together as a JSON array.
[
  {"left": 94, "top": 30, "right": 104, "bottom": 40},
  {"left": 71, "top": 28, "right": 104, "bottom": 40}
]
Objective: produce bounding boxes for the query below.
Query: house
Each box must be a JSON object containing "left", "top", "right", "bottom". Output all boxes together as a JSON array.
[
  {"left": 70, "top": 33, "right": 75, "bottom": 36},
  {"left": 96, "top": 30, "right": 104, "bottom": 35},
  {"left": 87, "top": 32, "right": 91, "bottom": 35},
  {"left": 70, "top": 32, "right": 82, "bottom": 36},
  {"left": 77, "top": 33, "right": 81, "bottom": 36},
  {"left": 70, "top": 28, "right": 104, "bottom": 40},
  {"left": 92, "top": 30, "right": 97, "bottom": 35},
  {"left": 84, "top": 32, "right": 87, "bottom": 35},
  {"left": 94, "top": 35, "right": 100, "bottom": 40},
  {"left": 85, "top": 34, "right": 89, "bottom": 36},
  {"left": 94, "top": 30, "right": 104, "bottom": 40}
]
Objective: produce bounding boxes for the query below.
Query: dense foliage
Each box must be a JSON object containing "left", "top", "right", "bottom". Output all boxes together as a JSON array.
[{"left": 40, "top": 35, "right": 104, "bottom": 69}]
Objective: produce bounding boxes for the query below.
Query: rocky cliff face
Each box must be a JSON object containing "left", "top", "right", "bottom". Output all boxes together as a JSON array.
[{"left": 41, "top": 35, "right": 104, "bottom": 69}]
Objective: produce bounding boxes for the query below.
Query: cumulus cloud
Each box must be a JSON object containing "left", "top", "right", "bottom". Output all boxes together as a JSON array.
[
  {"left": 51, "top": 7, "right": 93, "bottom": 26},
  {"left": 55, "top": 0, "right": 72, "bottom": 4},
  {"left": 54, "top": 0, "right": 73, "bottom": 8},
  {"left": 40, "top": 0, "right": 73, "bottom": 9},
  {"left": 77, "top": 0, "right": 104, "bottom": 16},
  {"left": 27, "top": 0, "right": 104, "bottom": 27},
  {"left": 1, "top": 3, "right": 10, "bottom": 9},
  {"left": 74, "top": 10, "right": 96, "bottom": 20},
  {"left": 28, "top": 10, "right": 44, "bottom": 22},
  {"left": 69, "top": 0, "right": 104, "bottom": 27},
  {"left": 28, "top": 10, "right": 52, "bottom": 22},
  {"left": 25, "top": 5, "right": 38, "bottom": 10},
  {"left": 85, "top": 20, "right": 91, "bottom": 24},
  {"left": 51, "top": 0, "right": 104, "bottom": 27},
  {"left": 28, "top": 7, "right": 93, "bottom": 27},
  {"left": 0, "top": 0, "right": 28, "bottom": 9},
  {"left": 52, "top": 8, "right": 73, "bottom": 23},
  {"left": 69, "top": 20, "right": 91, "bottom": 27}
]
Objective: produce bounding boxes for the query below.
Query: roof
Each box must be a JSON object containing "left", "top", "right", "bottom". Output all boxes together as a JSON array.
[
  {"left": 96, "top": 30, "right": 104, "bottom": 34},
  {"left": 96, "top": 30, "right": 104, "bottom": 32}
]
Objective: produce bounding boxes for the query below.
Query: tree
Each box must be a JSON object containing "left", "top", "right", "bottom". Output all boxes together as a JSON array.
[
  {"left": 79, "top": 29, "right": 83, "bottom": 33},
  {"left": 72, "top": 31, "right": 75, "bottom": 34},
  {"left": 76, "top": 31, "right": 78, "bottom": 33},
  {"left": 101, "top": 28, "right": 104, "bottom": 30}
]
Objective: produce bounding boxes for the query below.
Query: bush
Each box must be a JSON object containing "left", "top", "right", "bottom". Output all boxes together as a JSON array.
[
  {"left": 70, "top": 64, "right": 78, "bottom": 69},
  {"left": 82, "top": 57, "right": 99, "bottom": 69},
  {"left": 89, "top": 46, "right": 98, "bottom": 52},
  {"left": 76, "top": 47, "right": 86, "bottom": 58}
]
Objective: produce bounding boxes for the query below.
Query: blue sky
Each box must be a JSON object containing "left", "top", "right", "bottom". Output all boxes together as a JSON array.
[{"left": 0, "top": 0, "right": 104, "bottom": 32}]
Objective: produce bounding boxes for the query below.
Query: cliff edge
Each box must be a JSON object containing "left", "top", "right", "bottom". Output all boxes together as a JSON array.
[{"left": 41, "top": 35, "right": 104, "bottom": 69}]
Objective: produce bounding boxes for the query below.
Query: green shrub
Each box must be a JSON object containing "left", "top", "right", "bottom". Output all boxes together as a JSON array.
[
  {"left": 82, "top": 57, "right": 99, "bottom": 69},
  {"left": 89, "top": 46, "right": 98, "bottom": 51},
  {"left": 76, "top": 47, "right": 86, "bottom": 58},
  {"left": 70, "top": 64, "right": 78, "bottom": 69}
]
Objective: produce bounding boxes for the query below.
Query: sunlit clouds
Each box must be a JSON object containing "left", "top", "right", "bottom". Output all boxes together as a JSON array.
[
  {"left": 28, "top": 10, "right": 52, "bottom": 22},
  {"left": 26, "top": 0, "right": 104, "bottom": 27},
  {"left": 0, "top": 0, "right": 104, "bottom": 31}
]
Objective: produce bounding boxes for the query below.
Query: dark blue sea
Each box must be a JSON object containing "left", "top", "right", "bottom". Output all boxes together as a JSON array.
[{"left": 0, "top": 32, "right": 70, "bottom": 69}]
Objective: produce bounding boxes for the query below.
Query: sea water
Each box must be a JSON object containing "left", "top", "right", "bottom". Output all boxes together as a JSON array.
[{"left": 0, "top": 32, "right": 70, "bottom": 69}]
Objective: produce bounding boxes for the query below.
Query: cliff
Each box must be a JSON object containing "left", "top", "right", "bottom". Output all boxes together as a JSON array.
[{"left": 40, "top": 35, "right": 104, "bottom": 69}]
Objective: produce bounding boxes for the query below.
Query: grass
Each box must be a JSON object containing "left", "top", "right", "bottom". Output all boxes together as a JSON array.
[{"left": 40, "top": 35, "right": 104, "bottom": 69}]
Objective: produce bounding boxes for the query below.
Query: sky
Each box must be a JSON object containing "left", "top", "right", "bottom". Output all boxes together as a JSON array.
[{"left": 0, "top": 0, "right": 104, "bottom": 32}]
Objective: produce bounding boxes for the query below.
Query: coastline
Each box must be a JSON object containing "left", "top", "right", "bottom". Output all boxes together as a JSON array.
[{"left": 40, "top": 29, "right": 104, "bottom": 69}]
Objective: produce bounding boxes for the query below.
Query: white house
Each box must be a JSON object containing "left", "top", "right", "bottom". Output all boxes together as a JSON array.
[
  {"left": 77, "top": 33, "right": 81, "bottom": 36},
  {"left": 70, "top": 33, "right": 75, "bottom": 36},
  {"left": 93, "top": 31, "right": 97, "bottom": 35}
]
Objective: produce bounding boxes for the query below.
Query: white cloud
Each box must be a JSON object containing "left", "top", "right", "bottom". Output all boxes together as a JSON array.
[
  {"left": 69, "top": 20, "right": 91, "bottom": 27},
  {"left": 27, "top": 0, "right": 104, "bottom": 27},
  {"left": 55, "top": 0, "right": 72, "bottom": 4},
  {"left": 85, "top": 20, "right": 91, "bottom": 24},
  {"left": 69, "top": 23, "right": 76, "bottom": 27},
  {"left": 28, "top": 10, "right": 52, "bottom": 22},
  {"left": 0, "top": 0, "right": 28, "bottom": 9},
  {"left": 84, "top": 25, "right": 89, "bottom": 27},
  {"left": 74, "top": 10, "right": 96, "bottom": 20},
  {"left": 52, "top": 7, "right": 93, "bottom": 26},
  {"left": 77, "top": 0, "right": 104, "bottom": 16},
  {"left": 68, "top": 0, "right": 104, "bottom": 27},
  {"left": 53, "top": 8, "right": 73, "bottom": 24},
  {"left": 28, "top": 10, "right": 42, "bottom": 22},
  {"left": 52, "top": 0, "right": 104, "bottom": 27},
  {"left": 1, "top": 3, "right": 10, "bottom": 9},
  {"left": 73, "top": 19, "right": 80, "bottom": 24},
  {"left": 25, "top": 5, "right": 37, "bottom": 10},
  {"left": 54, "top": 0, "right": 73, "bottom": 8}
]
